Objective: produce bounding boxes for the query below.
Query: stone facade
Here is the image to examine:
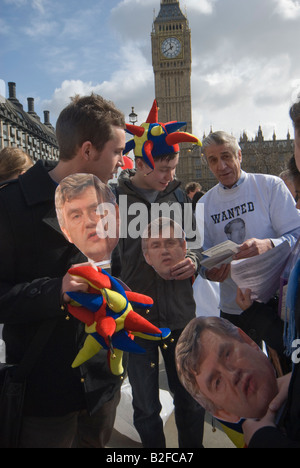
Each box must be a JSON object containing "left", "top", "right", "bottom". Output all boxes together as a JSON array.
[{"left": 0, "top": 82, "right": 58, "bottom": 162}]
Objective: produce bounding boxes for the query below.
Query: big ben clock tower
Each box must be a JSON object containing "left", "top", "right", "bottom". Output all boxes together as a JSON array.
[{"left": 151, "top": 0, "right": 195, "bottom": 183}]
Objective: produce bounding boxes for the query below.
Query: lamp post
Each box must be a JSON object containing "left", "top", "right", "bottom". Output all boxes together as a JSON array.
[{"left": 129, "top": 107, "right": 138, "bottom": 125}]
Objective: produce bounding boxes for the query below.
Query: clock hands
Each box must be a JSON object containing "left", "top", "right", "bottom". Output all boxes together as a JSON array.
[
  {"left": 161, "top": 38, "right": 181, "bottom": 57},
  {"left": 164, "top": 41, "right": 175, "bottom": 54}
]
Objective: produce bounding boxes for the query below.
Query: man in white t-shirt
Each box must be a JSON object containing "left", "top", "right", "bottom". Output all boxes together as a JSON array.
[{"left": 197, "top": 131, "right": 300, "bottom": 332}]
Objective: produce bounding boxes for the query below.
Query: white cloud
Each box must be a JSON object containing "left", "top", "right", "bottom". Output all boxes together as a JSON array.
[
  {"left": 3, "top": 0, "right": 27, "bottom": 6},
  {"left": 43, "top": 80, "right": 95, "bottom": 117},
  {"left": 4, "top": 0, "right": 48, "bottom": 13},
  {"left": 0, "top": 18, "right": 11, "bottom": 35},
  {"left": 42, "top": 44, "right": 154, "bottom": 123},
  {"left": 22, "top": 20, "right": 57, "bottom": 37},
  {"left": 60, "top": 6, "right": 105, "bottom": 39},
  {"left": 273, "top": 0, "right": 300, "bottom": 19},
  {"left": 190, "top": 48, "right": 300, "bottom": 141},
  {"left": 203, "top": 68, "right": 244, "bottom": 96},
  {"left": 186, "top": 0, "right": 218, "bottom": 14},
  {"left": 113, "top": 0, "right": 218, "bottom": 16},
  {"left": 39, "top": 0, "right": 300, "bottom": 140},
  {"left": 31, "top": 0, "right": 47, "bottom": 14}
]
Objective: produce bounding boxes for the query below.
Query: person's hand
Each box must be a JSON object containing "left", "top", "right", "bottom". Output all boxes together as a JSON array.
[
  {"left": 61, "top": 262, "right": 97, "bottom": 303},
  {"left": 205, "top": 263, "right": 230, "bottom": 283},
  {"left": 170, "top": 257, "right": 196, "bottom": 280},
  {"left": 236, "top": 288, "right": 253, "bottom": 310},
  {"left": 242, "top": 408, "right": 277, "bottom": 446},
  {"left": 242, "top": 373, "right": 292, "bottom": 446},
  {"left": 268, "top": 373, "right": 292, "bottom": 413},
  {"left": 234, "top": 238, "right": 273, "bottom": 260}
]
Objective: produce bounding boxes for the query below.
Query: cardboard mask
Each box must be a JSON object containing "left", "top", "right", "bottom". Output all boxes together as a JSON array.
[{"left": 142, "top": 218, "right": 187, "bottom": 280}]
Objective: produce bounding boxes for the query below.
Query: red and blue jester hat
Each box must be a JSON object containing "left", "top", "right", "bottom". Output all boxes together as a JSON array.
[{"left": 124, "top": 99, "right": 202, "bottom": 170}]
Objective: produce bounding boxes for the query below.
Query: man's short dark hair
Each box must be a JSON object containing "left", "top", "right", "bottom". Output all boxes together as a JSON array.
[{"left": 56, "top": 94, "right": 125, "bottom": 161}]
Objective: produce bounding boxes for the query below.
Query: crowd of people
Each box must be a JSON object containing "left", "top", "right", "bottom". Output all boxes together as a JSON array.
[{"left": 0, "top": 93, "right": 299, "bottom": 449}]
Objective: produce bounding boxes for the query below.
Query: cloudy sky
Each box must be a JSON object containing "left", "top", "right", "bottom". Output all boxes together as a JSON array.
[{"left": 1, "top": 0, "right": 300, "bottom": 142}]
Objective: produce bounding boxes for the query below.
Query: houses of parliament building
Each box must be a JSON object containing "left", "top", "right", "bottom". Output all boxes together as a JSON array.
[{"left": 0, "top": 0, "right": 295, "bottom": 190}]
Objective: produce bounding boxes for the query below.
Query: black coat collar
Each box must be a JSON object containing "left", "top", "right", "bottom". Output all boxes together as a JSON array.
[
  {"left": 18, "top": 160, "right": 63, "bottom": 235},
  {"left": 18, "top": 160, "right": 58, "bottom": 206}
]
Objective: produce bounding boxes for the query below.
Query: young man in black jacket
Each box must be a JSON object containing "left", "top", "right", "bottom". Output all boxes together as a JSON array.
[{"left": 0, "top": 94, "right": 126, "bottom": 448}]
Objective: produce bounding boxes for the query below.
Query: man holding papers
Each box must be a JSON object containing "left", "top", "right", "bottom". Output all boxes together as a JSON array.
[{"left": 196, "top": 131, "right": 300, "bottom": 334}]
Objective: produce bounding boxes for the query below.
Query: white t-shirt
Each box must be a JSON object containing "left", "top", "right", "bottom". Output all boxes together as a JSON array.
[{"left": 197, "top": 171, "right": 300, "bottom": 315}]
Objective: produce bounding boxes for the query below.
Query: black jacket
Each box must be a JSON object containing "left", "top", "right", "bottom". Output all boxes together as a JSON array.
[{"left": 0, "top": 161, "right": 125, "bottom": 417}]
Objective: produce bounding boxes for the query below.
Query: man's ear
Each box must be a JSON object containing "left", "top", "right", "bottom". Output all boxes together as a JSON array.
[
  {"left": 80, "top": 141, "right": 93, "bottom": 161},
  {"left": 135, "top": 157, "right": 152, "bottom": 173},
  {"left": 135, "top": 157, "right": 145, "bottom": 171}
]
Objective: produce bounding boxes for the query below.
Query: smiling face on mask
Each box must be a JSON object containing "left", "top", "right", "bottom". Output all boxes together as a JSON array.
[{"left": 133, "top": 154, "right": 179, "bottom": 192}]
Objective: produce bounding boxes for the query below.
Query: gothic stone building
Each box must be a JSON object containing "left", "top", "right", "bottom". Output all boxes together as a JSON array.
[{"left": 0, "top": 82, "right": 58, "bottom": 161}]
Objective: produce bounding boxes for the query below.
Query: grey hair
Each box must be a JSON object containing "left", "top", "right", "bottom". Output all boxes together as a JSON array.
[
  {"left": 55, "top": 173, "right": 116, "bottom": 229},
  {"left": 202, "top": 131, "right": 241, "bottom": 158},
  {"left": 175, "top": 316, "right": 243, "bottom": 415}
]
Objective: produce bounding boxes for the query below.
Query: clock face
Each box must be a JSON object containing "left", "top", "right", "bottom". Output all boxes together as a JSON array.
[{"left": 161, "top": 37, "right": 182, "bottom": 59}]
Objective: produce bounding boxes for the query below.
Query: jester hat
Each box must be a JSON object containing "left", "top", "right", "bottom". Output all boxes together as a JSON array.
[
  {"left": 66, "top": 265, "right": 171, "bottom": 375},
  {"left": 124, "top": 99, "right": 202, "bottom": 170}
]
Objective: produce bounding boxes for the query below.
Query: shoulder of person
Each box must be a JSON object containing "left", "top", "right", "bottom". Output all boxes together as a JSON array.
[
  {"left": 0, "top": 177, "right": 19, "bottom": 192},
  {"left": 173, "top": 185, "right": 190, "bottom": 203},
  {"left": 247, "top": 172, "right": 283, "bottom": 186}
]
